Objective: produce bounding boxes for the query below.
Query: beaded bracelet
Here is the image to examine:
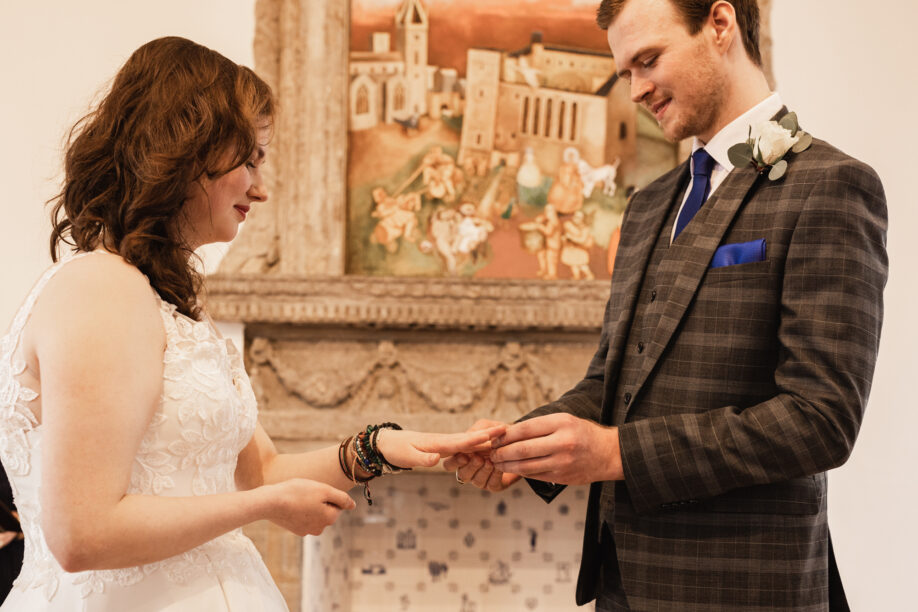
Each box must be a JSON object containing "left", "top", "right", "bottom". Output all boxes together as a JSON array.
[{"left": 338, "top": 436, "right": 373, "bottom": 483}]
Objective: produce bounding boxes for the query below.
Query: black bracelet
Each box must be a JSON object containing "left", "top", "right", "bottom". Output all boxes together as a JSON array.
[{"left": 373, "top": 422, "right": 411, "bottom": 472}]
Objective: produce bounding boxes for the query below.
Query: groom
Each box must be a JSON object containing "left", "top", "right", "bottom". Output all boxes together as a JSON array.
[{"left": 445, "top": 0, "right": 888, "bottom": 609}]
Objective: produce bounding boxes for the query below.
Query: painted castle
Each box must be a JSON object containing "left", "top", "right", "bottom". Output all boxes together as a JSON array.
[{"left": 349, "top": 0, "right": 635, "bottom": 176}]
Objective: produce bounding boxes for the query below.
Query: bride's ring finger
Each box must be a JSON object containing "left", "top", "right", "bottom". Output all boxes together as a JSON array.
[{"left": 455, "top": 471, "right": 466, "bottom": 485}]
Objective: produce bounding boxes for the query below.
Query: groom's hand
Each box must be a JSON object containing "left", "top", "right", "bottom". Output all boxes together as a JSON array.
[
  {"left": 490, "top": 413, "right": 623, "bottom": 485},
  {"left": 442, "top": 419, "right": 520, "bottom": 492}
]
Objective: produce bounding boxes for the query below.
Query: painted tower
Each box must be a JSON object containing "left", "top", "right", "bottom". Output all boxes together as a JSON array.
[
  {"left": 458, "top": 49, "right": 502, "bottom": 167},
  {"left": 395, "top": 0, "right": 429, "bottom": 116}
]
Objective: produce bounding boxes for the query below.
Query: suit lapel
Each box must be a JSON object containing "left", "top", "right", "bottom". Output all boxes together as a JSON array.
[
  {"left": 624, "top": 162, "right": 765, "bottom": 416},
  {"left": 599, "top": 162, "right": 689, "bottom": 423}
]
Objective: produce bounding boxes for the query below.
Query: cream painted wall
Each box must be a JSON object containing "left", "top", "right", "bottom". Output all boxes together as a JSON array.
[
  {"left": 0, "top": 0, "right": 255, "bottom": 327},
  {"left": 1, "top": 1, "right": 915, "bottom": 609},
  {"left": 771, "top": 3, "right": 918, "bottom": 610}
]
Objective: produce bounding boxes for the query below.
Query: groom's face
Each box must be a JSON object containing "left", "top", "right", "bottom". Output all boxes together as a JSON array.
[{"left": 607, "top": 0, "right": 727, "bottom": 143}]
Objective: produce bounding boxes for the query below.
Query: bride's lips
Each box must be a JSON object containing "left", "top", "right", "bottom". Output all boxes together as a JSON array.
[
  {"left": 651, "top": 98, "right": 671, "bottom": 120},
  {"left": 234, "top": 204, "right": 250, "bottom": 220}
]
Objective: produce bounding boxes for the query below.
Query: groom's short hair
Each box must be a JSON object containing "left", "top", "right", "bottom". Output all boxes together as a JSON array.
[{"left": 596, "top": 0, "right": 763, "bottom": 67}]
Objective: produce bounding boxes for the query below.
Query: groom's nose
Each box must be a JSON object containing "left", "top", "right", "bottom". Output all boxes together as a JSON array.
[{"left": 630, "top": 75, "right": 654, "bottom": 103}]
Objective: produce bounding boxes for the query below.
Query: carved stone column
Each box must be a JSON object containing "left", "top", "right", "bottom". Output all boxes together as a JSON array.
[{"left": 220, "top": 0, "right": 349, "bottom": 276}]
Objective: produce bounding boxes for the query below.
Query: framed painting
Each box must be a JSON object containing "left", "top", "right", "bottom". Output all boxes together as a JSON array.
[{"left": 346, "top": 0, "right": 680, "bottom": 281}]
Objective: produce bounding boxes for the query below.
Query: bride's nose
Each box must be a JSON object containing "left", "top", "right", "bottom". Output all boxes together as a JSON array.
[{"left": 248, "top": 177, "right": 268, "bottom": 202}]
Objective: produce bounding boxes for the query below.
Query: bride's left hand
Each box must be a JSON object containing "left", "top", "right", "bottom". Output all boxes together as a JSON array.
[{"left": 375, "top": 425, "right": 506, "bottom": 470}]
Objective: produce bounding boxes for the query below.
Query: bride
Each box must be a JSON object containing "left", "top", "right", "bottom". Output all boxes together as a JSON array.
[{"left": 0, "top": 37, "right": 502, "bottom": 611}]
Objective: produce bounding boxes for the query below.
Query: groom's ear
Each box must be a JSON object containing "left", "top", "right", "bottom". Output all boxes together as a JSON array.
[{"left": 709, "top": 1, "right": 739, "bottom": 55}]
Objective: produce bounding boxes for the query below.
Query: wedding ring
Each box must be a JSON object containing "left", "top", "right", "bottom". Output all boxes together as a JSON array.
[{"left": 455, "top": 472, "right": 466, "bottom": 485}]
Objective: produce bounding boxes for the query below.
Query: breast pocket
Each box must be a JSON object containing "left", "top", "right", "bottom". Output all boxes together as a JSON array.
[
  {"left": 693, "top": 251, "right": 779, "bottom": 346},
  {"left": 702, "top": 257, "right": 773, "bottom": 286}
]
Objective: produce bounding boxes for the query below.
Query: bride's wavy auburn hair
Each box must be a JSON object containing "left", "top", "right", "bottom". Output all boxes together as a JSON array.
[{"left": 49, "top": 36, "right": 275, "bottom": 320}]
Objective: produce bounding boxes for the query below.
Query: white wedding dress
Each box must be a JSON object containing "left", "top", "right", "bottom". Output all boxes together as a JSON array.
[{"left": 0, "top": 253, "right": 289, "bottom": 611}]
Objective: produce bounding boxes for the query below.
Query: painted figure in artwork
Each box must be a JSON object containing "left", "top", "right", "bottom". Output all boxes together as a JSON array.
[
  {"left": 547, "top": 151, "right": 584, "bottom": 215},
  {"left": 370, "top": 187, "right": 421, "bottom": 252},
  {"left": 420, "top": 146, "right": 463, "bottom": 202},
  {"left": 455, "top": 202, "right": 494, "bottom": 258},
  {"left": 561, "top": 210, "right": 595, "bottom": 280},
  {"left": 520, "top": 204, "right": 562, "bottom": 280},
  {"left": 424, "top": 202, "right": 493, "bottom": 274}
]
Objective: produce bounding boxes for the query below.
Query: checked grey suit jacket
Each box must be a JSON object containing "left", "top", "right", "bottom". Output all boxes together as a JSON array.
[{"left": 525, "top": 125, "right": 888, "bottom": 610}]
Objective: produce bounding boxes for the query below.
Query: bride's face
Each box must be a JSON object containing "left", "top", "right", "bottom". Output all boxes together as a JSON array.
[{"left": 181, "top": 129, "right": 270, "bottom": 250}]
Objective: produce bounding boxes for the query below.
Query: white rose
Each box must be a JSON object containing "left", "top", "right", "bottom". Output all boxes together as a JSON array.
[{"left": 752, "top": 121, "right": 800, "bottom": 165}]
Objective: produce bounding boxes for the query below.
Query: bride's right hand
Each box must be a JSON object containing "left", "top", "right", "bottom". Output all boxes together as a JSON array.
[{"left": 264, "top": 478, "right": 356, "bottom": 537}]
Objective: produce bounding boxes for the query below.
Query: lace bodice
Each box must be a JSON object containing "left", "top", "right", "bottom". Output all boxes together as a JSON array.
[{"left": 0, "top": 253, "right": 275, "bottom": 605}]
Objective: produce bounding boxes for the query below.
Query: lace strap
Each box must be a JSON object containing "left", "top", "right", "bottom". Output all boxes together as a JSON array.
[
  {"left": 153, "top": 297, "right": 183, "bottom": 347},
  {"left": 146, "top": 286, "right": 210, "bottom": 347}
]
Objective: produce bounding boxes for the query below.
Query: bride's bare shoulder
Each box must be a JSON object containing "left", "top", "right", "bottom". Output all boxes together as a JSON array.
[{"left": 29, "top": 252, "right": 164, "bottom": 344}]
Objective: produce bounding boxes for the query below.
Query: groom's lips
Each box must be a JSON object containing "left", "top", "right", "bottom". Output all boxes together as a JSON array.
[{"left": 651, "top": 99, "right": 671, "bottom": 120}]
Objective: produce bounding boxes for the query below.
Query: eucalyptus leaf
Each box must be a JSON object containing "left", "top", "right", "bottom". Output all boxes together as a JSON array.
[
  {"left": 779, "top": 112, "right": 799, "bottom": 135},
  {"left": 792, "top": 132, "right": 813, "bottom": 153},
  {"left": 728, "top": 142, "right": 754, "bottom": 168},
  {"left": 768, "top": 159, "right": 788, "bottom": 180}
]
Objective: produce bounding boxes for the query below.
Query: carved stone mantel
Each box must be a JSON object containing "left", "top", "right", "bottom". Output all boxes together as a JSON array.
[
  {"left": 206, "top": 275, "right": 608, "bottom": 448},
  {"left": 207, "top": 275, "right": 608, "bottom": 331}
]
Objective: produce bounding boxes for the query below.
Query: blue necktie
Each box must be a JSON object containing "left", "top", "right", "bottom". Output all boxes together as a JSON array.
[{"left": 673, "top": 148, "right": 716, "bottom": 240}]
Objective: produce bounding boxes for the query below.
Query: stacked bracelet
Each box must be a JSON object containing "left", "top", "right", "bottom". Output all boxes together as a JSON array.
[{"left": 337, "top": 422, "right": 410, "bottom": 505}]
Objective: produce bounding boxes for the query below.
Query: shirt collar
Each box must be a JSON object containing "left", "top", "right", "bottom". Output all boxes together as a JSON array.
[{"left": 691, "top": 92, "right": 784, "bottom": 171}]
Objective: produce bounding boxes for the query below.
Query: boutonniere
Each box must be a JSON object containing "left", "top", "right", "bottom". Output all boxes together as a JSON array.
[{"left": 727, "top": 112, "right": 813, "bottom": 180}]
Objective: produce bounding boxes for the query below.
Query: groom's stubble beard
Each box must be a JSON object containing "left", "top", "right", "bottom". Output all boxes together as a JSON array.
[{"left": 661, "top": 39, "right": 728, "bottom": 143}]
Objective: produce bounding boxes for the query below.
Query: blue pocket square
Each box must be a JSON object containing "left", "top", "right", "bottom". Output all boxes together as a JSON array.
[{"left": 710, "top": 239, "right": 766, "bottom": 268}]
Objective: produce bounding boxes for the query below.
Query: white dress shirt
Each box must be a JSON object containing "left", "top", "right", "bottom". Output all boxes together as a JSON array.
[{"left": 670, "top": 92, "right": 784, "bottom": 243}]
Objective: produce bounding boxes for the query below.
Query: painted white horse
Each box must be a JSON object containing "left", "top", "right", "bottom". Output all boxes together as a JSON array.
[
  {"left": 576, "top": 158, "right": 620, "bottom": 198},
  {"left": 563, "top": 147, "right": 620, "bottom": 198}
]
